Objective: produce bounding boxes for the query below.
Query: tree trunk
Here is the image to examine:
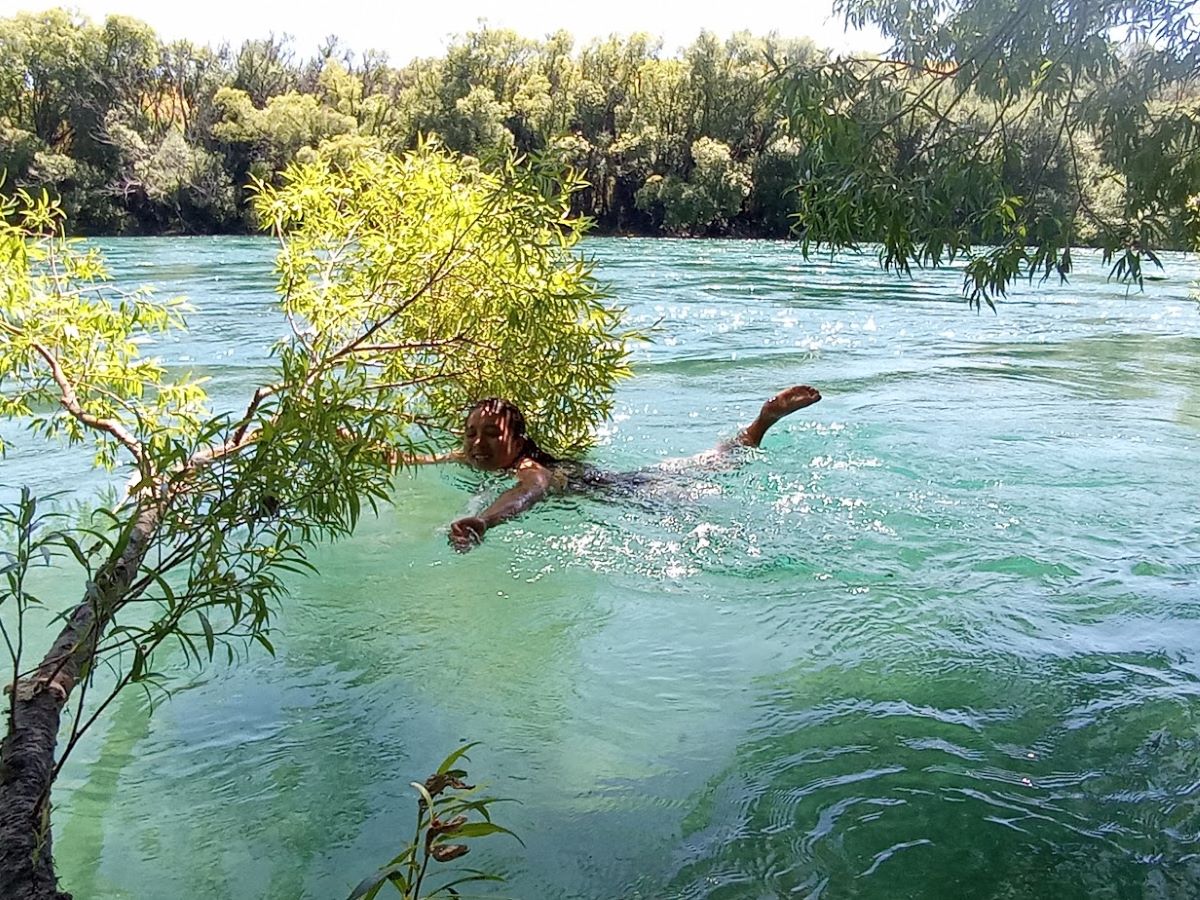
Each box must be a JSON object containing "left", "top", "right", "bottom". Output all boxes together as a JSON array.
[{"left": 0, "top": 505, "right": 158, "bottom": 900}]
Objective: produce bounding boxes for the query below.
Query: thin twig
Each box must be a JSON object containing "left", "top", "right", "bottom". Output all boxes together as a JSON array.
[{"left": 30, "top": 342, "right": 144, "bottom": 465}]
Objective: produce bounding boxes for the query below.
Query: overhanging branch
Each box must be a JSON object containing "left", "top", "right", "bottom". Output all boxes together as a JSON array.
[{"left": 29, "top": 342, "right": 144, "bottom": 466}]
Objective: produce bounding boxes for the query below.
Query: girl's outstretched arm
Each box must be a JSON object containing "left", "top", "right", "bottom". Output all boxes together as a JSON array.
[
  {"left": 387, "top": 448, "right": 464, "bottom": 466},
  {"left": 449, "top": 458, "right": 553, "bottom": 551}
]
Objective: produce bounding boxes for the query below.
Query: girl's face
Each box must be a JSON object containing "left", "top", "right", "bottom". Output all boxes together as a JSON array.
[{"left": 463, "top": 408, "right": 522, "bottom": 470}]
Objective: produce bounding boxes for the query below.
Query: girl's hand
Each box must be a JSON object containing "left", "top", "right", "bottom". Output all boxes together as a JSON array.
[{"left": 449, "top": 516, "right": 488, "bottom": 552}]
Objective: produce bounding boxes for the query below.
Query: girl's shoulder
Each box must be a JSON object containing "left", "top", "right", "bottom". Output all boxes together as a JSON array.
[{"left": 513, "top": 455, "right": 580, "bottom": 492}]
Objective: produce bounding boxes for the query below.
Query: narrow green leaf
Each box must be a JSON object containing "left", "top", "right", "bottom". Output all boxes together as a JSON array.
[
  {"left": 448, "top": 822, "right": 523, "bottom": 845},
  {"left": 198, "top": 613, "right": 215, "bottom": 658},
  {"left": 437, "top": 742, "right": 480, "bottom": 775},
  {"left": 253, "top": 632, "right": 275, "bottom": 656}
]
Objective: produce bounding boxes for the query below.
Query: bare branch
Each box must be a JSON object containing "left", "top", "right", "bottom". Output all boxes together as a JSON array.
[
  {"left": 29, "top": 342, "right": 144, "bottom": 465},
  {"left": 231, "top": 384, "right": 278, "bottom": 446},
  {"left": 364, "top": 370, "right": 470, "bottom": 391},
  {"left": 346, "top": 334, "right": 480, "bottom": 354}
]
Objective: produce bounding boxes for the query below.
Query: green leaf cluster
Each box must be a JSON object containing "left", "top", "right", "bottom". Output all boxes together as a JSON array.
[
  {"left": 4, "top": 4, "right": 1199, "bottom": 285},
  {"left": 349, "top": 744, "right": 516, "bottom": 900},
  {"left": 635, "top": 137, "right": 753, "bottom": 233},
  {"left": 780, "top": 0, "right": 1200, "bottom": 304},
  {"left": 256, "top": 140, "right": 635, "bottom": 456},
  {"left": 0, "top": 489, "right": 77, "bottom": 719},
  {"left": 1, "top": 140, "right": 636, "bottom": 801},
  {"left": 0, "top": 189, "right": 208, "bottom": 465},
  {"left": 0, "top": 11, "right": 820, "bottom": 238}
]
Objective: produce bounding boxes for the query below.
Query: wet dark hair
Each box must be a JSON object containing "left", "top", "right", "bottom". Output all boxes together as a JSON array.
[{"left": 467, "top": 398, "right": 559, "bottom": 467}]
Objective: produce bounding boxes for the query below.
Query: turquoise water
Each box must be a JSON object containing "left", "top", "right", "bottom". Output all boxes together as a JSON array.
[{"left": 5, "top": 237, "right": 1200, "bottom": 898}]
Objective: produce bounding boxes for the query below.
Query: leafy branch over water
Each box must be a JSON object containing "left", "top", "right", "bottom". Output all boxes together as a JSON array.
[{"left": 0, "top": 144, "right": 631, "bottom": 899}]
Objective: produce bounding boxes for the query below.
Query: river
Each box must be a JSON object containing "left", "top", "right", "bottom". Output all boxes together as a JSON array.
[{"left": 4, "top": 237, "right": 1200, "bottom": 898}]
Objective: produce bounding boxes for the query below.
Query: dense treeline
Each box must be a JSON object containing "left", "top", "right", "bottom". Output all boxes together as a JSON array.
[
  {"left": 0, "top": 10, "right": 811, "bottom": 235},
  {"left": 0, "top": 7, "right": 1196, "bottom": 246}
]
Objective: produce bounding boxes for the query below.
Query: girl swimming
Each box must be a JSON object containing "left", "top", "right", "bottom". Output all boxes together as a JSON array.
[{"left": 435, "top": 385, "right": 822, "bottom": 551}]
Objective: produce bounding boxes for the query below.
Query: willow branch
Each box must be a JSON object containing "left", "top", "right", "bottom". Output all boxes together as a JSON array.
[
  {"left": 231, "top": 384, "right": 278, "bottom": 446},
  {"left": 852, "top": 57, "right": 965, "bottom": 79},
  {"left": 863, "top": 0, "right": 1041, "bottom": 144},
  {"left": 346, "top": 334, "right": 477, "bottom": 354},
  {"left": 310, "top": 202, "right": 491, "bottom": 381},
  {"left": 30, "top": 341, "right": 144, "bottom": 465},
  {"left": 364, "top": 370, "right": 470, "bottom": 392}
]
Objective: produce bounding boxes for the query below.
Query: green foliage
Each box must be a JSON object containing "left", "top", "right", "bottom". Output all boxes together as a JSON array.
[
  {"left": 1, "top": 125, "right": 632, "bottom": 895},
  {"left": 443, "top": 86, "right": 514, "bottom": 156},
  {"left": 2, "top": 140, "right": 635, "bottom": 773},
  {"left": 0, "top": 9, "right": 94, "bottom": 145},
  {"left": 232, "top": 35, "right": 297, "bottom": 106},
  {"left": 255, "top": 140, "right": 634, "bottom": 455},
  {"left": 108, "top": 123, "right": 238, "bottom": 229},
  {"left": 0, "top": 120, "right": 42, "bottom": 177},
  {"left": 2, "top": 141, "right": 636, "bottom": 701},
  {"left": 1, "top": 5, "right": 1197, "bottom": 303},
  {"left": 636, "top": 137, "right": 753, "bottom": 234},
  {"left": 318, "top": 60, "right": 364, "bottom": 118},
  {"left": 0, "top": 489, "right": 73, "bottom": 718},
  {"left": 213, "top": 87, "right": 358, "bottom": 171},
  {"left": 1, "top": 190, "right": 310, "bottom": 714},
  {"left": 348, "top": 745, "right": 516, "bottom": 900},
  {"left": 0, "top": 13, "right": 813, "bottom": 238},
  {"left": 779, "top": 0, "right": 1200, "bottom": 304},
  {"left": 0, "top": 189, "right": 208, "bottom": 466},
  {"left": 749, "top": 136, "right": 805, "bottom": 236}
]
